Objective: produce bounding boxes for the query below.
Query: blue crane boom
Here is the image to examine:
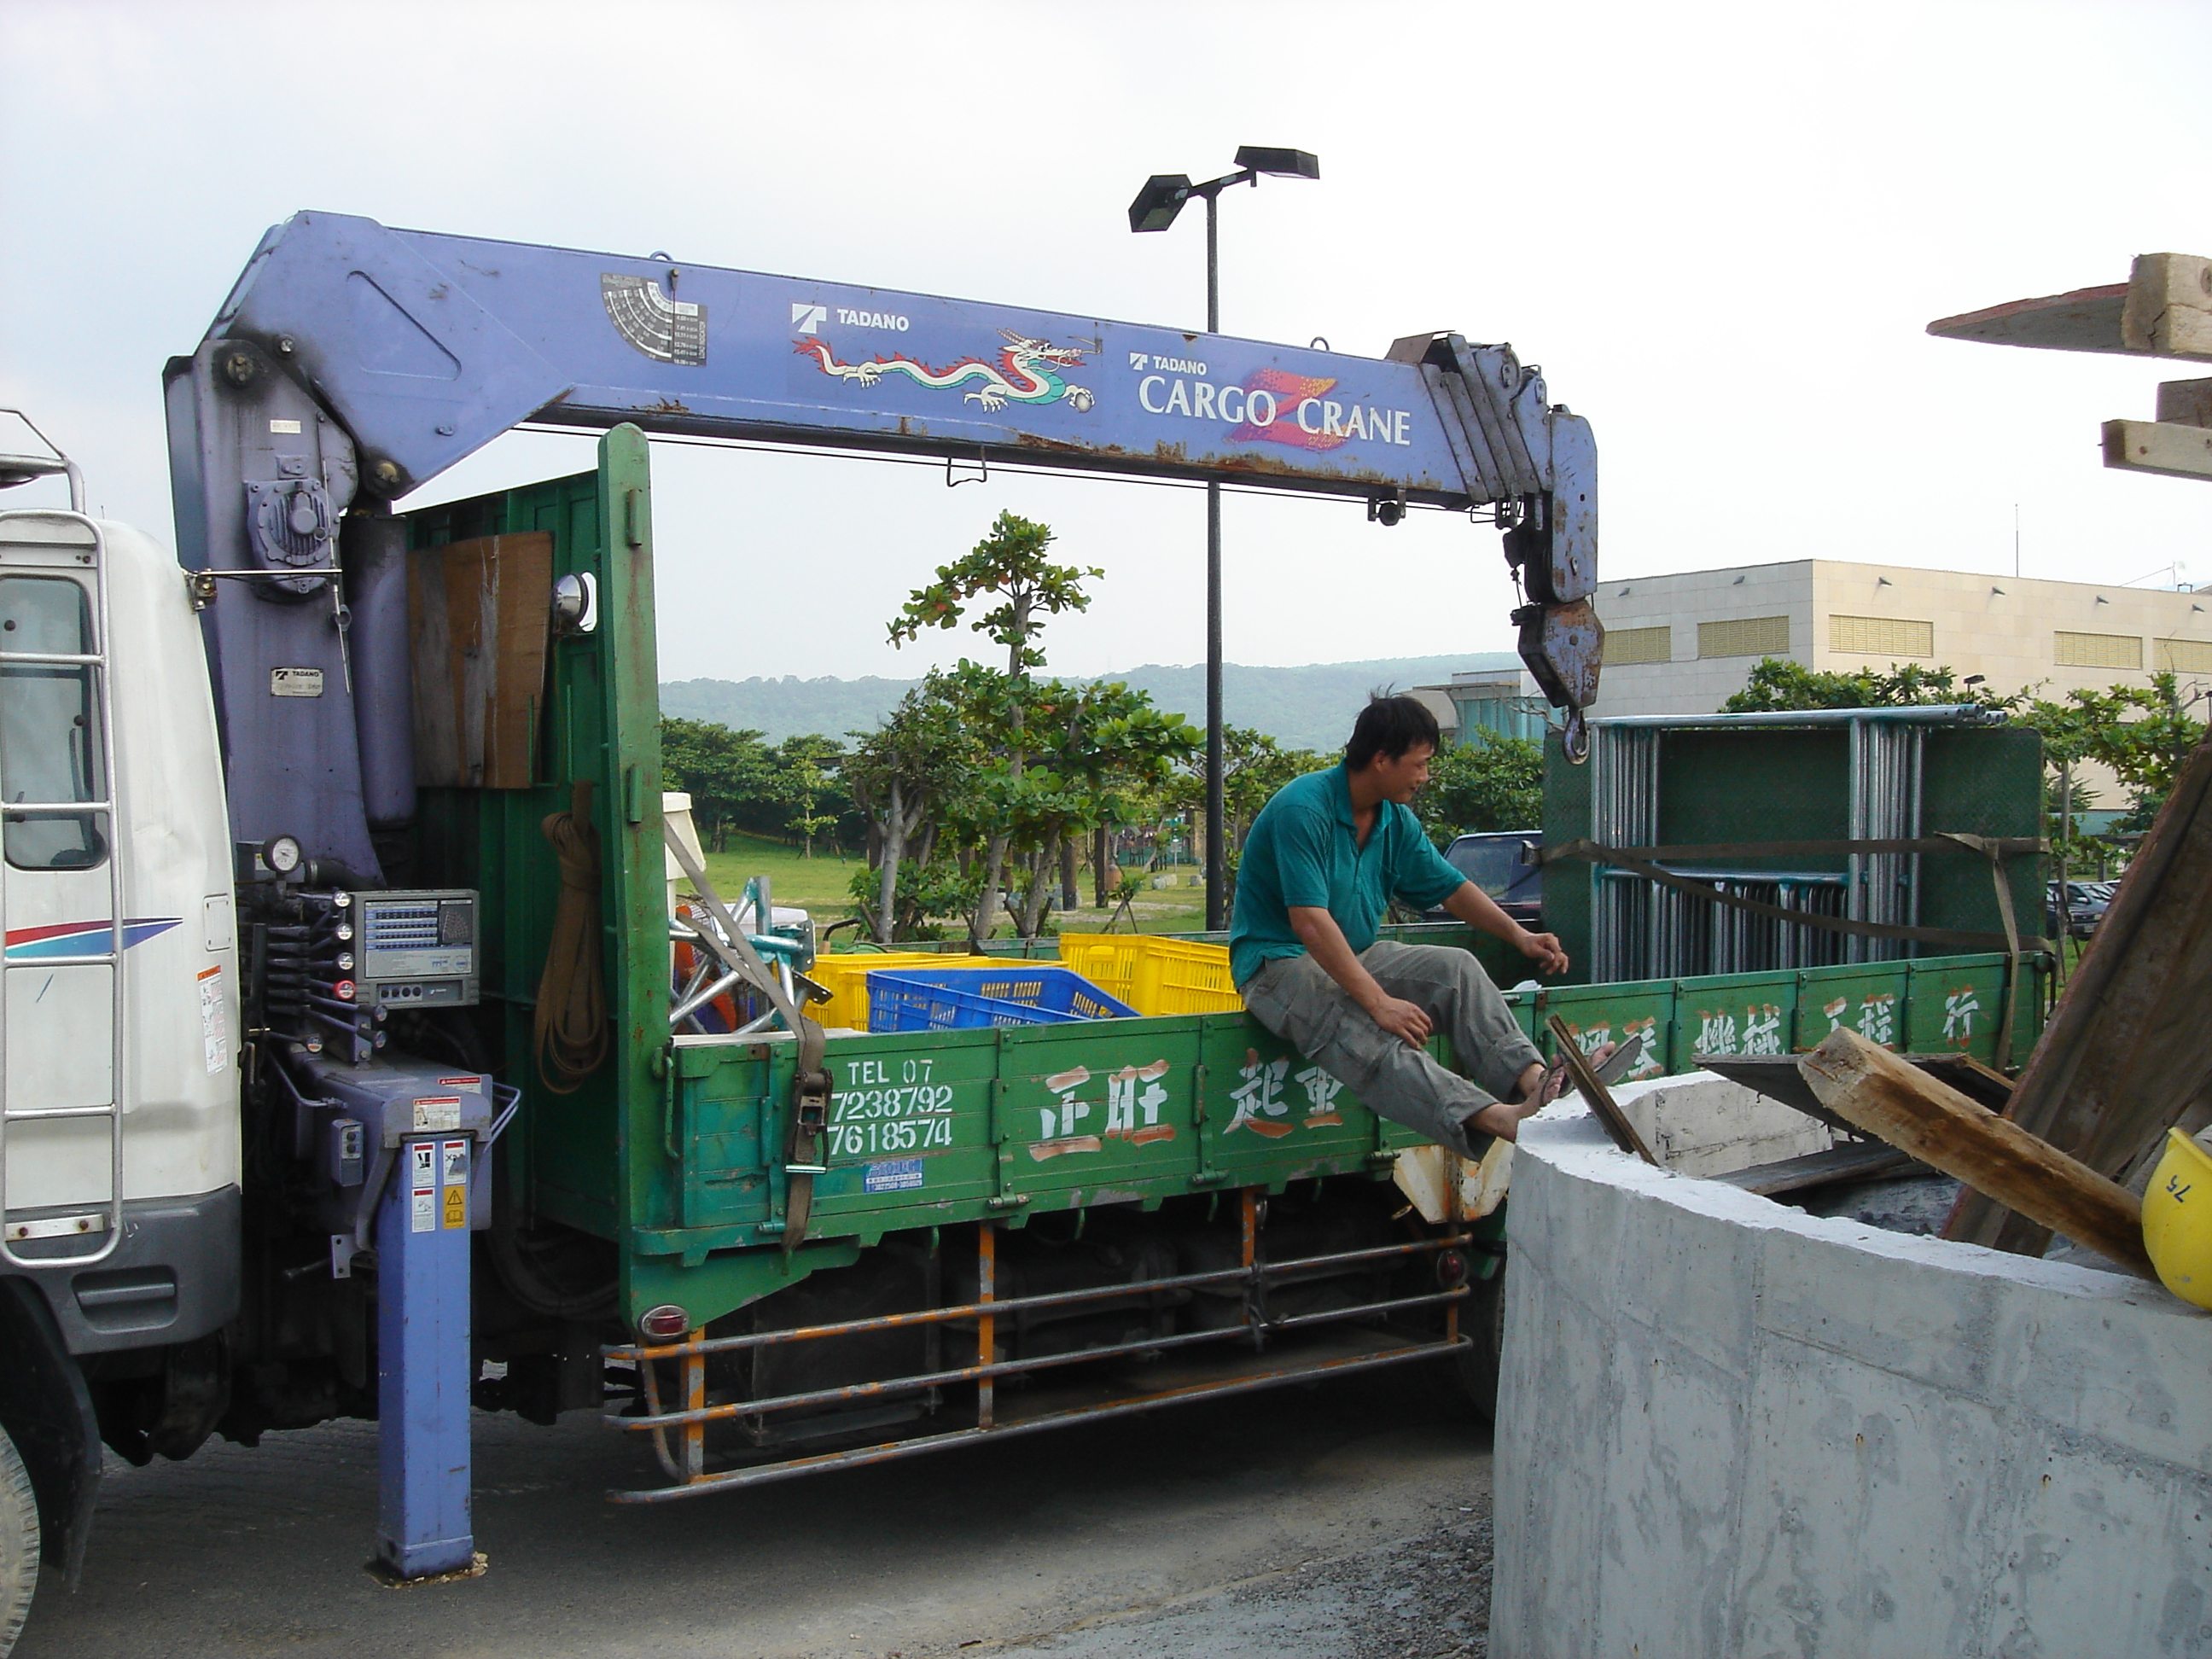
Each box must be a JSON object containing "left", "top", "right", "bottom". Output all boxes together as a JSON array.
[{"left": 165, "top": 211, "right": 1604, "bottom": 873}]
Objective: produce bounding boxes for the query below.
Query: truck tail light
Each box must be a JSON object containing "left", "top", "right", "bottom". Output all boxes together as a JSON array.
[{"left": 639, "top": 1305, "right": 690, "bottom": 1342}]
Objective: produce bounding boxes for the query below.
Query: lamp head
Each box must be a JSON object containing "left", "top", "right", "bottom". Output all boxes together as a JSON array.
[
  {"left": 1128, "top": 174, "right": 1193, "bottom": 233},
  {"left": 1234, "top": 146, "right": 1320, "bottom": 180}
]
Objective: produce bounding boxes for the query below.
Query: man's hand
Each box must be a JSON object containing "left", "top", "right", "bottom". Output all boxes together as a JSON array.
[
  {"left": 1288, "top": 905, "right": 1435, "bottom": 1047},
  {"left": 1441, "top": 882, "right": 1569, "bottom": 976},
  {"left": 1516, "top": 929, "right": 1569, "bottom": 976},
  {"left": 1364, "top": 993, "right": 1434, "bottom": 1047}
]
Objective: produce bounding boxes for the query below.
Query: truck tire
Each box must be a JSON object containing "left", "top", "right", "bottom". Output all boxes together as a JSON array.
[
  {"left": 1449, "top": 1265, "right": 1507, "bottom": 1422},
  {"left": 0, "top": 1422, "right": 38, "bottom": 1659}
]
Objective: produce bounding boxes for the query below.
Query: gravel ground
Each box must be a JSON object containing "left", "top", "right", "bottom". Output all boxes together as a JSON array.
[
  {"left": 15, "top": 1361, "right": 1494, "bottom": 1659},
  {"left": 958, "top": 1516, "right": 1494, "bottom": 1659}
]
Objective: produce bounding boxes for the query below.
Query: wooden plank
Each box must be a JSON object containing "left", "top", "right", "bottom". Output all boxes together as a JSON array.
[
  {"left": 1693, "top": 1055, "right": 1854, "bottom": 1135},
  {"left": 1546, "top": 1014, "right": 1660, "bottom": 1166},
  {"left": 1927, "top": 282, "right": 2130, "bottom": 355},
  {"left": 407, "top": 533, "right": 553, "bottom": 789},
  {"left": 486, "top": 533, "right": 552, "bottom": 789},
  {"left": 1947, "top": 724, "right": 2212, "bottom": 1254},
  {"left": 1712, "top": 1143, "right": 1918, "bottom": 1199},
  {"left": 2104, "top": 419, "right": 2212, "bottom": 482},
  {"left": 1926, "top": 254, "right": 2212, "bottom": 362},
  {"left": 1801, "top": 1027, "right": 2155, "bottom": 1279},
  {"left": 406, "top": 545, "right": 461, "bottom": 786}
]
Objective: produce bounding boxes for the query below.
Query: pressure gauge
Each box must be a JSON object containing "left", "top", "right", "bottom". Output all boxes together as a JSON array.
[{"left": 262, "top": 835, "right": 302, "bottom": 877}]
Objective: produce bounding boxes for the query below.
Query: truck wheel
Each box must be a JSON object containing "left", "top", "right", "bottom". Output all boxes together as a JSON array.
[
  {"left": 1449, "top": 1264, "right": 1507, "bottom": 1422},
  {"left": 0, "top": 1422, "right": 38, "bottom": 1659}
]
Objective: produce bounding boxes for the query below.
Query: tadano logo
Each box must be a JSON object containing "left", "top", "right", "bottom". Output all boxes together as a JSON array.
[{"left": 791, "top": 302, "right": 828, "bottom": 335}]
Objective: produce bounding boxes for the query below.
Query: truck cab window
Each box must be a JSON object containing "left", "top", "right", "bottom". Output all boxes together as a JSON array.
[{"left": 0, "top": 573, "right": 107, "bottom": 871}]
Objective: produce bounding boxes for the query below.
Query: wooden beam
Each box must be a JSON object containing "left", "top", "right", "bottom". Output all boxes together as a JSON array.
[
  {"left": 1798, "top": 1028, "right": 2155, "bottom": 1279},
  {"left": 2104, "top": 419, "right": 2212, "bottom": 481},
  {"left": 1926, "top": 253, "right": 2212, "bottom": 362},
  {"left": 1946, "top": 724, "right": 2212, "bottom": 1255},
  {"left": 2156, "top": 377, "right": 2212, "bottom": 428},
  {"left": 2122, "top": 253, "right": 2212, "bottom": 358}
]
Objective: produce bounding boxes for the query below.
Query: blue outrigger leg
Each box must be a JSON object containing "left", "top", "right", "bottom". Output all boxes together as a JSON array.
[{"left": 375, "top": 1131, "right": 476, "bottom": 1579}]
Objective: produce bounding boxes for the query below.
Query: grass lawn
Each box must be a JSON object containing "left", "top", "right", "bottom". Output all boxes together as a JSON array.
[{"left": 700, "top": 831, "right": 865, "bottom": 917}]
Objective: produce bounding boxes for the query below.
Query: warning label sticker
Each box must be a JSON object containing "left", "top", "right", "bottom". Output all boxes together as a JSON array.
[
  {"left": 196, "top": 965, "right": 229, "bottom": 1075},
  {"left": 440, "top": 1138, "right": 469, "bottom": 1186},
  {"left": 412, "top": 1097, "right": 462, "bottom": 1132},
  {"left": 411, "top": 1188, "right": 436, "bottom": 1233},
  {"left": 442, "top": 1185, "right": 467, "bottom": 1229},
  {"left": 863, "top": 1158, "right": 924, "bottom": 1194}
]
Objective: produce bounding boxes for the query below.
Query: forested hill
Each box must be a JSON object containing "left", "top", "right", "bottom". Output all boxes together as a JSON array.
[{"left": 661, "top": 653, "right": 1520, "bottom": 751}]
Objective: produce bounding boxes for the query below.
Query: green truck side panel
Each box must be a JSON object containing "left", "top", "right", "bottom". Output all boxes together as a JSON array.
[
  {"left": 643, "top": 950, "right": 2041, "bottom": 1330},
  {"left": 1541, "top": 722, "right": 2047, "bottom": 982}
]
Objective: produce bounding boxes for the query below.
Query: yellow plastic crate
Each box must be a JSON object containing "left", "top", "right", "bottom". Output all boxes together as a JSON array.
[
  {"left": 1057, "top": 934, "right": 1241, "bottom": 1017},
  {"left": 806, "top": 952, "right": 988, "bottom": 1030}
]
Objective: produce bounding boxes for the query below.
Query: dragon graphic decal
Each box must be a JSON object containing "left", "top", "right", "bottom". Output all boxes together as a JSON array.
[{"left": 796, "top": 329, "right": 1096, "bottom": 413}]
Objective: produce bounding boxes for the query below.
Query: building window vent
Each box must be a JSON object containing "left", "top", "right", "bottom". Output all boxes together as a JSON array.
[
  {"left": 1607, "top": 625, "right": 1672, "bottom": 666},
  {"left": 2156, "top": 637, "right": 2212, "bottom": 674},
  {"left": 1830, "top": 614, "right": 1934, "bottom": 658},
  {"left": 1697, "top": 615, "right": 1790, "bottom": 659},
  {"left": 2054, "top": 631, "right": 2144, "bottom": 670}
]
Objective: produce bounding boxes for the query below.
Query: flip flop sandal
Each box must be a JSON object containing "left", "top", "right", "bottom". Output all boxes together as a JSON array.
[
  {"left": 1592, "top": 1032, "right": 1646, "bottom": 1087},
  {"left": 1533, "top": 1052, "right": 1576, "bottom": 1108}
]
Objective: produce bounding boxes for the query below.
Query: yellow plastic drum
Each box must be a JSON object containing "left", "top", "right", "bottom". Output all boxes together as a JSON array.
[{"left": 2141, "top": 1128, "right": 2212, "bottom": 1310}]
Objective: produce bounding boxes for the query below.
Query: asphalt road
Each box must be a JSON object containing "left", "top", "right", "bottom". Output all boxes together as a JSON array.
[{"left": 15, "top": 1361, "right": 1493, "bottom": 1659}]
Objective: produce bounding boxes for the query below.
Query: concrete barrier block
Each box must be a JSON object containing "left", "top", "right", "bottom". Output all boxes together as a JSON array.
[{"left": 1496, "top": 1096, "right": 2212, "bottom": 1657}]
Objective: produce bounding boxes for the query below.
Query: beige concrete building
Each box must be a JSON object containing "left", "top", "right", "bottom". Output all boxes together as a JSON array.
[{"left": 1590, "top": 559, "right": 2212, "bottom": 719}]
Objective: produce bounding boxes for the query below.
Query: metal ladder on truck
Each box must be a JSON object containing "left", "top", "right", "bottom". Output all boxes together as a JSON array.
[{"left": 0, "top": 411, "right": 128, "bottom": 1269}]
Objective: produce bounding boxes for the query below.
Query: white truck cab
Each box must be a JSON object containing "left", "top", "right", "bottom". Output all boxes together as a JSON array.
[{"left": 1, "top": 423, "right": 241, "bottom": 1645}]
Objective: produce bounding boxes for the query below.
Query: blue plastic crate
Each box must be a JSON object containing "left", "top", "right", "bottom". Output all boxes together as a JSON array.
[{"left": 865, "top": 965, "right": 1138, "bottom": 1033}]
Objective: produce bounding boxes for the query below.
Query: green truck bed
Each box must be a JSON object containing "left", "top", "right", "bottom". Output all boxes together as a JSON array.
[{"left": 621, "top": 947, "right": 2042, "bottom": 1330}]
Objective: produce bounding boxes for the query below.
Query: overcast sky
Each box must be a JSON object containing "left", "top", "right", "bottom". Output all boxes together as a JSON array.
[{"left": 3, "top": 0, "right": 2208, "bottom": 685}]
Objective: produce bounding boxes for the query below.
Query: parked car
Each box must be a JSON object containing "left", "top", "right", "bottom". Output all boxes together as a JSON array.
[
  {"left": 1427, "top": 830, "right": 1544, "bottom": 927},
  {"left": 2046, "top": 880, "right": 2110, "bottom": 940}
]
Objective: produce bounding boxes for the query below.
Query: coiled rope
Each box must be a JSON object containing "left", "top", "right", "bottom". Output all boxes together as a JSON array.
[{"left": 535, "top": 778, "right": 608, "bottom": 1092}]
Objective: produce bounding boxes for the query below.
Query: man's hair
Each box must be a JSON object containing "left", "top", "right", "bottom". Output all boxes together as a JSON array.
[{"left": 1346, "top": 693, "right": 1441, "bottom": 771}]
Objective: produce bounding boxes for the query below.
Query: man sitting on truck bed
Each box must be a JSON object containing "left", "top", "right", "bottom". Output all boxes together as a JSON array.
[{"left": 1231, "top": 695, "right": 1584, "bottom": 1156}]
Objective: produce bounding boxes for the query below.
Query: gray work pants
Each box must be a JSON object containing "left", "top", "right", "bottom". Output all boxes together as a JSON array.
[{"left": 1239, "top": 941, "right": 1544, "bottom": 1160}]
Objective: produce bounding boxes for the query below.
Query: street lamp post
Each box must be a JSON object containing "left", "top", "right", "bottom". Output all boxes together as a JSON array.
[{"left": 1129, "top": 147, "right": 1318, "bottom": 934}]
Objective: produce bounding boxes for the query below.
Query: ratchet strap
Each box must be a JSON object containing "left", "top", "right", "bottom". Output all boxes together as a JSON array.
[{"left": 661, "top": 825, "right": 832, "bottom": 1253}]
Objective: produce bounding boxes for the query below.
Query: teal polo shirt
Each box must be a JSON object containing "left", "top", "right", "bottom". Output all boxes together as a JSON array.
[{"left": 1229, "top": 763, "right": 1470, "bottom": 986}]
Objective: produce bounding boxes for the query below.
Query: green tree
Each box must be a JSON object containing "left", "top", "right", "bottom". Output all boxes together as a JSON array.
[
  {"left": 1416, "top": 733, "right": 1544, "bottom": 849},
  {"left": 843, "top": 674, "right": 979, "bottom": 941},
  {"left": 2011, "top": 672, "right": 2205, "bottom": 837},
  {"left": 996, "top": 678, "right": 1201, "bottom": 938},
  {"left": 888, "top": 511, "right": 1103, "bottom": 938},
  {"left": 771, "top": 733, "right": 847, "bottom": 858},
  {"left": 659, "top": 716, "right": 777, "bottom": 850},
  {"left": 1164, "top": 726, "right": 1326, "bottom": 856},
  {"left": 1722, "top": 658, "right": 2010, "bottom": 713},
  {"left": 889, "top": 509, "right": 1103, "bottom": 677}
]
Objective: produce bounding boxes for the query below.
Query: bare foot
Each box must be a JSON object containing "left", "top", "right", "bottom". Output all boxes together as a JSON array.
[{"left": 1471, "top": 1042, "right": 1618, "bottom": 1144}]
